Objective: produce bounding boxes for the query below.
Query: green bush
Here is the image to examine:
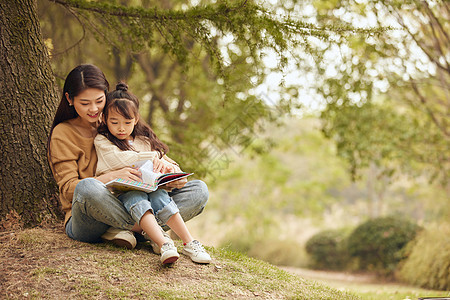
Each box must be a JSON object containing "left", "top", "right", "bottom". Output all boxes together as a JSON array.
[
  {"left": 221, "top": 233, "right": 308, "bottom": 268},
  {"left": 305, "top": 229, "right": 349, "bottom": 270},
  {"left": 397, "top": 223, "right": 450, "bottom": 291},
  {"left": 248, "top": 239, "right": 308, "bottom": 268},
  {"left": 347, "top": 216, "right": 420, "bottom": 275}
]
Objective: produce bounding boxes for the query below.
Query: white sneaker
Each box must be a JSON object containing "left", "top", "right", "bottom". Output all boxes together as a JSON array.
[
  {"left": 182, "top": 240, "right": 211, "bottom": 264},
  {"left": 141, "top": 227, "right": 172, "bottom": 254},
  {"left": 160, "top": 242, "right": 179, "bottom": 264},
  {"left": 101, "top": 228, "right": 137, "bottom": 250}
]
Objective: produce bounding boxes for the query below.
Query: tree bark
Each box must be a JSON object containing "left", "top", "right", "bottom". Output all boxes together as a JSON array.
[{"left": 0, "top": 0, "right": 61, "bottom": 228}]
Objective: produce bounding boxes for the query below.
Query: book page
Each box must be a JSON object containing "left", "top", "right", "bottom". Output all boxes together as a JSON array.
[{"left": 139, "top": 160, "right": 163, "bottom": 184}]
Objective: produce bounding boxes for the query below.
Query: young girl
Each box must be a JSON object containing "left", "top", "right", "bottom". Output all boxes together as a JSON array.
[{"left": 94, "top": 82, "right": 211, "bottom": 264}]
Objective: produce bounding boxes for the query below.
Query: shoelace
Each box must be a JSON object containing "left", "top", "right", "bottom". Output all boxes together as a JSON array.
[
  {"left": 161, "top": 242, "right": 175, "bottom": 252},
  {"left": 189, "top": 240, "right": 205, "bottom": 253}
]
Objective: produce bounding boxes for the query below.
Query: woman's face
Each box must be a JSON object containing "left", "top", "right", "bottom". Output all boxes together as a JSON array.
[{"left": 67, "top": 88, "right": 105, "bottom": 125}]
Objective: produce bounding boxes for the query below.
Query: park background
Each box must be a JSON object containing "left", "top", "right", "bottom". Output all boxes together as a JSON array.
[{"left": 1, "top": 0, "right": 449, "bottom": 298}]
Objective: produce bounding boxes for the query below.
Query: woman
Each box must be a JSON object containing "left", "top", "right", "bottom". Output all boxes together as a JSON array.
[{"left": 47, "top": 64, "right": 208, "bottom": 249}]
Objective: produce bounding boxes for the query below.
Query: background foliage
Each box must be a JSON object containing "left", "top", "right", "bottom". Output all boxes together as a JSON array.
[
  {"left": 346, "top": 216, "right": 420, "bottom": 275},
  {"left": 310, "top": 0, "right": 449, "bottom": 186},
  {"left": 34, "top": 0, "right": 450, "bottom": 288},
  {"left": 305, "top": 229, "right": 350, "bottom": 270},
  {"left": 397, "top": 223, "right": 450, "bottom": 291}
]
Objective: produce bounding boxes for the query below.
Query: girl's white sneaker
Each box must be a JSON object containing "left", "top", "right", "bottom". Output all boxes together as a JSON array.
[
  {"left": 160, "top": 242, "right": 179, "bottom": 264},
  {"left": 182, "top": 240, "right": 211, "bottom": 264}
]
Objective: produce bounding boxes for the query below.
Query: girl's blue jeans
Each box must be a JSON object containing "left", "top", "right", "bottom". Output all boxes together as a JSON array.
[
  {"left": 118, "top": 189, "right": 179, "bottom": 226},
  {"left": 65, "top": 178, "right": 208, "bottom": 243}
]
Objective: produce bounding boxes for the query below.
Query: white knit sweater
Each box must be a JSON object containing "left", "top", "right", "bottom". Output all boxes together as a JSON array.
[{"left": 94, "top": 134, "right": 180, "bottom": 176}]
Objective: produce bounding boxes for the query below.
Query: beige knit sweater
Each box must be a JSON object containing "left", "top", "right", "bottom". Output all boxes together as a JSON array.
[
  {"left": 48, "top": 120, "right": 97, "bottom": 225},
  {"left": 94, "top": 134, "right": 180, "bottom": 176}
]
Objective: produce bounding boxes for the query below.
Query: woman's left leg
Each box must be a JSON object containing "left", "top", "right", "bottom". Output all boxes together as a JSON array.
[{"left": 67, "top": 178, "right": 136, "bottom": 244}]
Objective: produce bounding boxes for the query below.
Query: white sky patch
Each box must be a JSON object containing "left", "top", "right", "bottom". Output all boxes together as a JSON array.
[{"left": 214, "top": 1, "right": 433, "bottom": 115}]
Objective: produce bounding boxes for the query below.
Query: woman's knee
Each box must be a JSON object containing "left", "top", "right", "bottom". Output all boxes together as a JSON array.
[
  {"left": 191, "top": 180, "right": 209, "bottom": 208},
  {"left": 74, "top": 178, "right": 105, "bottom": 198},
  {"left": 73, "top": 178, "right": 116, "bottom": 208}
]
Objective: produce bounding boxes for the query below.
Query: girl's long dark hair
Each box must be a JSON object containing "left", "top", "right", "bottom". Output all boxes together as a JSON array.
[
  {"left": 97, "top": 82, "right": 168, "bottom": 158},
  {"left": 47, "top": 64, "right": 109, "bottom": 161}
]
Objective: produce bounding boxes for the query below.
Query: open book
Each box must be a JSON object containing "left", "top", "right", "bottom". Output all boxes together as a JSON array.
[{"left": 105, "top": 160, "right": 193, "bottom": 193}]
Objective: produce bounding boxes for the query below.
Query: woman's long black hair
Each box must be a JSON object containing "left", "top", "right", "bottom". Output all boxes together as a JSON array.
[
  {"left": 97, "top": 82, "right": 168, "bottom": 158},
  {"left": 47, "top": 64, "right": 109, "bottom": 162}
]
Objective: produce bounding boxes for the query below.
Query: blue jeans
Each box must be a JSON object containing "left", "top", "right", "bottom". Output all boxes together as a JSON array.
[
  {"left": 65, "top": 178, "right": 208, "bottom": 243},
  {"left": 118, "top": 189, "right": 179, "bottom": 226}
]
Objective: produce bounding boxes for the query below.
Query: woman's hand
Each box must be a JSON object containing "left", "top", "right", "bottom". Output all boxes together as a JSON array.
[
  {"left": 96, "top": 167, "right": 142, "bottom": 183},
  {"left": 164, "top": 177, "right": 187, "bottom": 189}
]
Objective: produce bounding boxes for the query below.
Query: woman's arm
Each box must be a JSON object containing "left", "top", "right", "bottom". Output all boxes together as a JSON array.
[
  {"left": 95, "top": 167, "right": 142, "bottom": 184},
  {"left": 160, "top": 155, "right": 187, "bottom": 189},
  {"left": 49, "top": 132, "right": 88, "bottom": 204}
]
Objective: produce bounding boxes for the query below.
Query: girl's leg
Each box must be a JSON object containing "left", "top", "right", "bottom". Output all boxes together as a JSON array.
[
  {"left": 165, "top": 180, "right": 209, "bottom": 231},
  {"left": 150, "top": 188, "right": 198, "bottom": 243},
  {"left": 148, "top": 190, "right": 191, "bottom": 242},
  {"left": 163, "top": 211, "right": 211, "bottom": 264},
  {"left": 119, "top": 190, "right": 179, "bottom": 263},
  {"left": 165, "top": 213, "right": 194, "bottom": 244},
  {"left": 67, "top": 178, "right": 136, "bottom": 243},
  {"left": 136, "top": 211, "right": 166, "bottom": 247},
  {"left": 118, "top": 190, "right": 170, "bottom": 248},
  {"left": 150, "top": 188, "right": 211, "bottom": 263}
]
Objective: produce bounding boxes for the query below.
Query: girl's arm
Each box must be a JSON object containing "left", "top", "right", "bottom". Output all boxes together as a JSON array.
[
  {"left": 94, "top": 134, "right": 159, "bottom": 175},
  {"left": 161, "top": 155, "right": 183, "bottom": 173}
]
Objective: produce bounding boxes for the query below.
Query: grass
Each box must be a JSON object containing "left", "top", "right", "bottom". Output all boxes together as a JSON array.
[
  {"left": 282, "top": 267, "right": 450, "bottom": 300},
  {"left": 321, "top": 280, "right": 450, "bottom": 300},
  {"left": 0, "top": 225, "right": 360, "bottom": 299}
]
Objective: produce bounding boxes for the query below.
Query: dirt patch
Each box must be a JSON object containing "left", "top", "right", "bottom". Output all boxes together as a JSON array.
[
  {"left": 281, "top": 266, "right": 378, "bottom": 284},
  {"left": 0, "top": 224, "right": 359, "bottom": 299}
]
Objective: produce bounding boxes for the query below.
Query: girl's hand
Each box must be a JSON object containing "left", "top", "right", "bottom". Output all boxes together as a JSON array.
[
  {"left": 163, "top": 164, "right": 177, "bottom": 174},
  {"left": 152, "top": 157, "right": 166, "bottom": 173}
]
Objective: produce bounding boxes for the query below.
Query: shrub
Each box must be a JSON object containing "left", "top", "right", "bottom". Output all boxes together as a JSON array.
[
  {"left": 305, "top": 229, "right": 349, "bottom": 270},
  {"left": 347, "top": 216, "right": 420, "bottom": 275},
  {"left": 397, "top": 223, "right": 450, "bottom": 291},
  {"left": 221, "top": 233, "right": 308, "bottom": 267},
  {"left": 249, "top": 239, "right": 308, "bottom": 268}
]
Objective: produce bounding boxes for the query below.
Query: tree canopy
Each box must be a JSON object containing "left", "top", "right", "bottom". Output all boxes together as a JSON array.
[
  {"left": 39, "top": 0, "right": 383, "bottom": 176},
  {"left": 310, "top": 0, "right": 449, "bottom": 186}
]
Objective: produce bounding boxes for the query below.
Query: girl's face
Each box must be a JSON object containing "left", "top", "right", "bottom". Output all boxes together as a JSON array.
[
  {"left": 67, "top": 88, "right": 105, "bottom": 125},
  {"left": 106, "top": 108, "right": 138, "bottom": 140}
]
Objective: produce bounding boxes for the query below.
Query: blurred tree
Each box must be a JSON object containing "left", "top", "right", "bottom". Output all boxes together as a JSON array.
[
  {"left": 310, "top": 0, "right": 449, "bottom": 190},
  {"left": 1, "top": 0, "right": 382, "bottom": 226},
  {"left": 38, "top": 0, "right": 382, "bottom": 175}
]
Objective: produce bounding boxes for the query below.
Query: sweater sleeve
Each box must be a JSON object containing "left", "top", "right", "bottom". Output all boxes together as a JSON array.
[
  {"left": 162, "top": 155, "right": 183, "bottom": 173},
  {"left": 49, "top": 127, "right": 86, "bottom": 210},
  {"left": 94, "top": 134, "right": 159, "bottom": 175}
]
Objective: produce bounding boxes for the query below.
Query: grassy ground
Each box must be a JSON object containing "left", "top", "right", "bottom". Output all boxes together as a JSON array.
[
  {"left": 282, "top": 267, "right": 450, "bottom": 300},
  {"left": 0, "top": 224, "right": 359, "bottom": 299}
]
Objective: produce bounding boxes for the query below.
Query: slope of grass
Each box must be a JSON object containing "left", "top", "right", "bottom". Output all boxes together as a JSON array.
[
  {"left": 0, "top": 225, "right": 359, "bottom": 299},
  {"left": 283, "top": 267, "right": 450, "bottom": 300}
]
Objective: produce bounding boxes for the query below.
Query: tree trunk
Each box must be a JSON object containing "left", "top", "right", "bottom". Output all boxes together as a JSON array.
[{"left": 0, "top": 0, "right": 61, "bottom": 228}]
